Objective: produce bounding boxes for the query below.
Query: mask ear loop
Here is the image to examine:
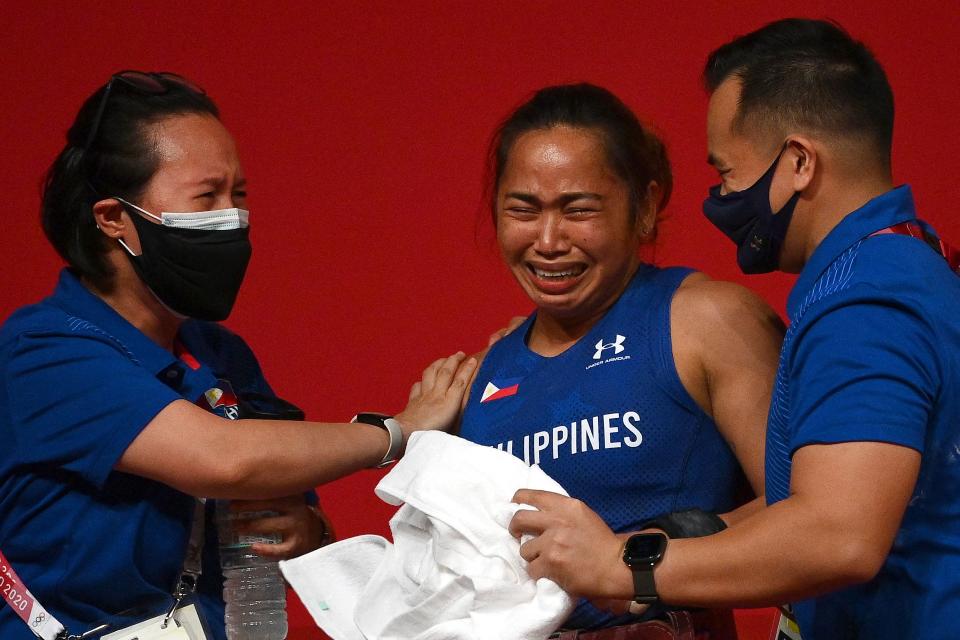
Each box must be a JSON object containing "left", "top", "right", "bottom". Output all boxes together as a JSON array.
[
  {"left": 116, "top": 237, "right": 140, "bottom": 257},
  {"left": 112, "top": 196, "right": 161, "bottom": 257},
  {"left": 113, "top": 196, "right": 163, "bottom": 223}
]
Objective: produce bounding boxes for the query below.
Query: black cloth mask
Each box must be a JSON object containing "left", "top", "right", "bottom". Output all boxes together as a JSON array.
[
  {"left": 123, "top": 208, "right": 252, "bottom": 321},
  {"left": 702, "top": 145, "right": 801, "bottom": 274}
]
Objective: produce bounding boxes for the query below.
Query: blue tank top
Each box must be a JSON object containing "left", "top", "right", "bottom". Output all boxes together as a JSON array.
[{"left": 460, "top": 265, "right": 741, "bottom": 629}]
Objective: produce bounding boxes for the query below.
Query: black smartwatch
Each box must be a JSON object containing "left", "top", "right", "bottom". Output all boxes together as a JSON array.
[
  {"left": 350, "top": 412, "right": 403, "bottom": 468},
  {"left": 622, "top": 532, "right": 668, "bottom": 604}
]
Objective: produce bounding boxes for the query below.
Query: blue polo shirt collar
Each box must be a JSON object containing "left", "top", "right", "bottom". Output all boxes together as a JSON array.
[
  {"left": 787, "top": 185, "right": 916, "bottom": 319},
  {"left": 50, "top": 269, "right": 190, "bottom": 385}
]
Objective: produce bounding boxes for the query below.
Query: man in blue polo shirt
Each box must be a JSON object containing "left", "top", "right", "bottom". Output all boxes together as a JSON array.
[{"left": 508, "top": 19, "right": 960, "bottom": 639}]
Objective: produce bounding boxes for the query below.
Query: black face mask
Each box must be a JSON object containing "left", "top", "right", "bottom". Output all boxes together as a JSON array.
[
  {"left": 122, "top": 208, "right": 252, "bottom": 321},
  {"left": 701, "top": 145, "right": 801, "bottom": 274}
]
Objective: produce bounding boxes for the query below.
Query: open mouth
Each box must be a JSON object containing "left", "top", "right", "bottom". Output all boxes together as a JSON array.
[
  {"left": 529, "top": 265, "right": 586, "bottom": 279},
  {"left": 525, "top": 263, "right": 587, "bottom": 291},
  {"left": 527, "top": 264, "right": 587, "bottom": 280}
]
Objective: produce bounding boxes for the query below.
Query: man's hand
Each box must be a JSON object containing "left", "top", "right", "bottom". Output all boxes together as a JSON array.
[
  {"left": 509, "top": 489, "right": 630, "bottom": 599},
  {"left": 230, "top": 495, "right": 333, "bottom": 560},
  {"left": 395, "top": 352, "right": 477, "bottom": 440}
]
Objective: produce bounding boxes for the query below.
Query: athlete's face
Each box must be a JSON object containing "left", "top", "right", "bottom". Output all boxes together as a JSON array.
[{"left": 496, "top": 126, "right": 644, "bottom": 323}]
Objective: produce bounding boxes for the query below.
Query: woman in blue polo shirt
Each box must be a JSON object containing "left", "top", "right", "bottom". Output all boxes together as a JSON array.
[
  {"left": 0, "top": 71, "right": 475, "bottom": 640},
  {"left": 458, "top": 84, "right": 784, "bottom": 635}
]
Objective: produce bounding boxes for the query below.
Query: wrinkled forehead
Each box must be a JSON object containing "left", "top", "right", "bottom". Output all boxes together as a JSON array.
[
  {"left": 500, "top": 127, "right": 618, "bottom": 188},
  {"left": 149, "top": 113, "right": 241, "bottom": 174}
]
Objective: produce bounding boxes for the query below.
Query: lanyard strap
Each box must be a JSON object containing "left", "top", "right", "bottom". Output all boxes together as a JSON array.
[
  {"left": 1, "top": 499, "right": 205, "bottom": 639},
  {"left": 872, "top": 220, "right": 960, "bottom": 273},
  {"left": 161, "top": 498, "right": 206, "bottom": 629},
  {"left": 2, "top": 352, "right": 217, "bottom": 638},
  {"left": 173, "top": 499, "right": 206, "bottom": 600},
  {"left": 0, "top": 549, "right": 65, "bottom": 640}
]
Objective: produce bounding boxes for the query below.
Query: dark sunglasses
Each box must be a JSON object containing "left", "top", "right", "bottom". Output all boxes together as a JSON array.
[{"left": 83, "top": 70, "right": 206, "bottom": 154}]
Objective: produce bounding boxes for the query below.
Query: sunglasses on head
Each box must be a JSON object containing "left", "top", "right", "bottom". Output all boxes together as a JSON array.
[{"left": 83, "top": 70, "right": 206, "bottom": 154}]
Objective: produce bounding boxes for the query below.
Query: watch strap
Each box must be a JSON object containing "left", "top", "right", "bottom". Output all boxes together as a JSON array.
[
  {"left": 351, "top": 412, "right": 403, "bottom": 468},
  {"left": 622, "top": 532, "right": 667, "bottom": 604},
  {"left": 631, "top": 567, "right": 659, "bottom": 604}
]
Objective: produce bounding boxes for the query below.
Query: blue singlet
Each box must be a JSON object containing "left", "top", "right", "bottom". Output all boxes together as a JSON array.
[{"left": 460, "top": 265, "right": 743, "bottom": 629}]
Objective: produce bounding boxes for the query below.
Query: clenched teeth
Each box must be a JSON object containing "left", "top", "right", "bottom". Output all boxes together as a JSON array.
[{"left": 532, "top": 266, "right": 585, "bottom": 279}]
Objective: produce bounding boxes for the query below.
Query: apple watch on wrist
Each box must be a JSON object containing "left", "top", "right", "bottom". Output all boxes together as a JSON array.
[
  {"left": 622, "top": 532, "right": 668, "bottom": 604},
  {"left": 350, "top": 412, "right": 403, "bottom": 468}
]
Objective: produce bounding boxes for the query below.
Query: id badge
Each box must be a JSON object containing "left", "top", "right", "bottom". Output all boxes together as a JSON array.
[{"left": 101, "top": 603, "right": 209, "bottom": 640}]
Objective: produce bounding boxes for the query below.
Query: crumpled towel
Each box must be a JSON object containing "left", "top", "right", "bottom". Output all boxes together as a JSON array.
[{"left": 281, "top": 430, "right": 574, "bottom": 640}]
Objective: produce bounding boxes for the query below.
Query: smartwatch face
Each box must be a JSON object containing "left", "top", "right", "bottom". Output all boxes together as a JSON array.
[{"left": 623, "top": 533, "right": 667, "bottom": 565}]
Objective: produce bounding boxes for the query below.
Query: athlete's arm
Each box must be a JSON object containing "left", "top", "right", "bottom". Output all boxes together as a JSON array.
[
  {"left": 718, "top": 495, "right": 765, "bottom": 527},
  {"left": 458, "top": 348, "right": 487, "bottom": 417},
  {"left": 670, "top": 275, "right": 785, "bottom": 495},
  {"left": 117, "top": 352, "right": 477, "bottom": 498}
]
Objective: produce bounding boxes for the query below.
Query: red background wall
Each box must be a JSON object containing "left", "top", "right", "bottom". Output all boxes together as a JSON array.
[{"left": 3, "top": 2, "right": 958, "bottom": 638}]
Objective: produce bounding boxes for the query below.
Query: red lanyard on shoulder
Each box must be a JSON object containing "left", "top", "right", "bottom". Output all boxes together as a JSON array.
[
  {"left": 0, "top": 549, "right": 66, "bottom": 640},
  {"left": 872, "top": 220, "right": 960, "bottom": 273}
]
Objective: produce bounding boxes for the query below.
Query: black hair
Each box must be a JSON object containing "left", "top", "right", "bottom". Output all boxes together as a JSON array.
[
  {"left": 704, "top": 18, "right": 894, "bottom": 164},
  {"left": 41, "top": 72, "right": 219, "bottom": 289},
  {"left": 489, "top": 83, "right": 672, "bottom": 236}
]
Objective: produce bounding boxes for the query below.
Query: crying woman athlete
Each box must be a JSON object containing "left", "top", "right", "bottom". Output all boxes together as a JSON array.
[{"left": 457, "top": 84, "right": 783, "bottom": 637}]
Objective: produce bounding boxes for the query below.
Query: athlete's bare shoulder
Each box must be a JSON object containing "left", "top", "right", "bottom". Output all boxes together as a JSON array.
[
  {"left": 670, "top": 272, "right": 784, "bottom": 494},
  {"left": 672, "top": 273, "right": 785, "bottom": 344}
]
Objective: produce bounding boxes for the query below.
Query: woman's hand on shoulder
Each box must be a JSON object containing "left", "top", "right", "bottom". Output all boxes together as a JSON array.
[
  {"left": 395, "top": 352, "right": 478, "bottom": 441},
  {"left": 671, "top": 276, "right": 785, "bottom": 494},
  {"left": 382, "top": 316, "right": 526, "bottom": 440}
]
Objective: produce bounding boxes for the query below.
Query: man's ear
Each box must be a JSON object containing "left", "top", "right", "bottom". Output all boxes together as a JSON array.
[{"left": 785, "top": 136, "right": 817, "bottom": 192}]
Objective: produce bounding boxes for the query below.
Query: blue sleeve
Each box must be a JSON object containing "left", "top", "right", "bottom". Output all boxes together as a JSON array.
[
  {"left": 5, "top": 330, "right": 181, "bottom": 488},
  {"left": 788, "top": 294, "right": 938, "bottom": 454}
]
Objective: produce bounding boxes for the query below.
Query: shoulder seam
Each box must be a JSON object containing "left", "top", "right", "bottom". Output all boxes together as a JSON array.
[{"left": 64, "top": 315, "right": 142, "bottom": 365}]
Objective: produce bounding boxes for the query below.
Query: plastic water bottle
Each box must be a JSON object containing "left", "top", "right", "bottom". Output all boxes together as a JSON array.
[{"left": 217, "top": 500, "right": 288, "bottom": 640}]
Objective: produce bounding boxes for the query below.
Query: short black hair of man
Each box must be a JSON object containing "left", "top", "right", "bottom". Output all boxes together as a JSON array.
[{"left": 704, "top": 18, "right": 894, "bottom": 168}]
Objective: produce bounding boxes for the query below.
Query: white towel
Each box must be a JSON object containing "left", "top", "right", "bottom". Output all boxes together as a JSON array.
[{"left": 281, "top": 431, "right": 574, "bottom": 640}]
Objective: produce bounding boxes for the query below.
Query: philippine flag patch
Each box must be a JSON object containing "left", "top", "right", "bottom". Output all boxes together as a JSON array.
[
  {"left": 200, "top": 380, "right": 241, "bottom": 420},
  {"left": 480, "top": 377, "right": 521, "bottom": 403}
]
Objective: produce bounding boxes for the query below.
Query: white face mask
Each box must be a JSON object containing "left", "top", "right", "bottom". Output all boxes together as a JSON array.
[{"left": 114, "top": 197, "right": 250, "bottom": 230}]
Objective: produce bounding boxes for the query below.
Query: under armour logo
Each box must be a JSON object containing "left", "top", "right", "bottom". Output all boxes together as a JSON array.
[{"left": 594, "top": 334, "right": 626, "bottom": 360}]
